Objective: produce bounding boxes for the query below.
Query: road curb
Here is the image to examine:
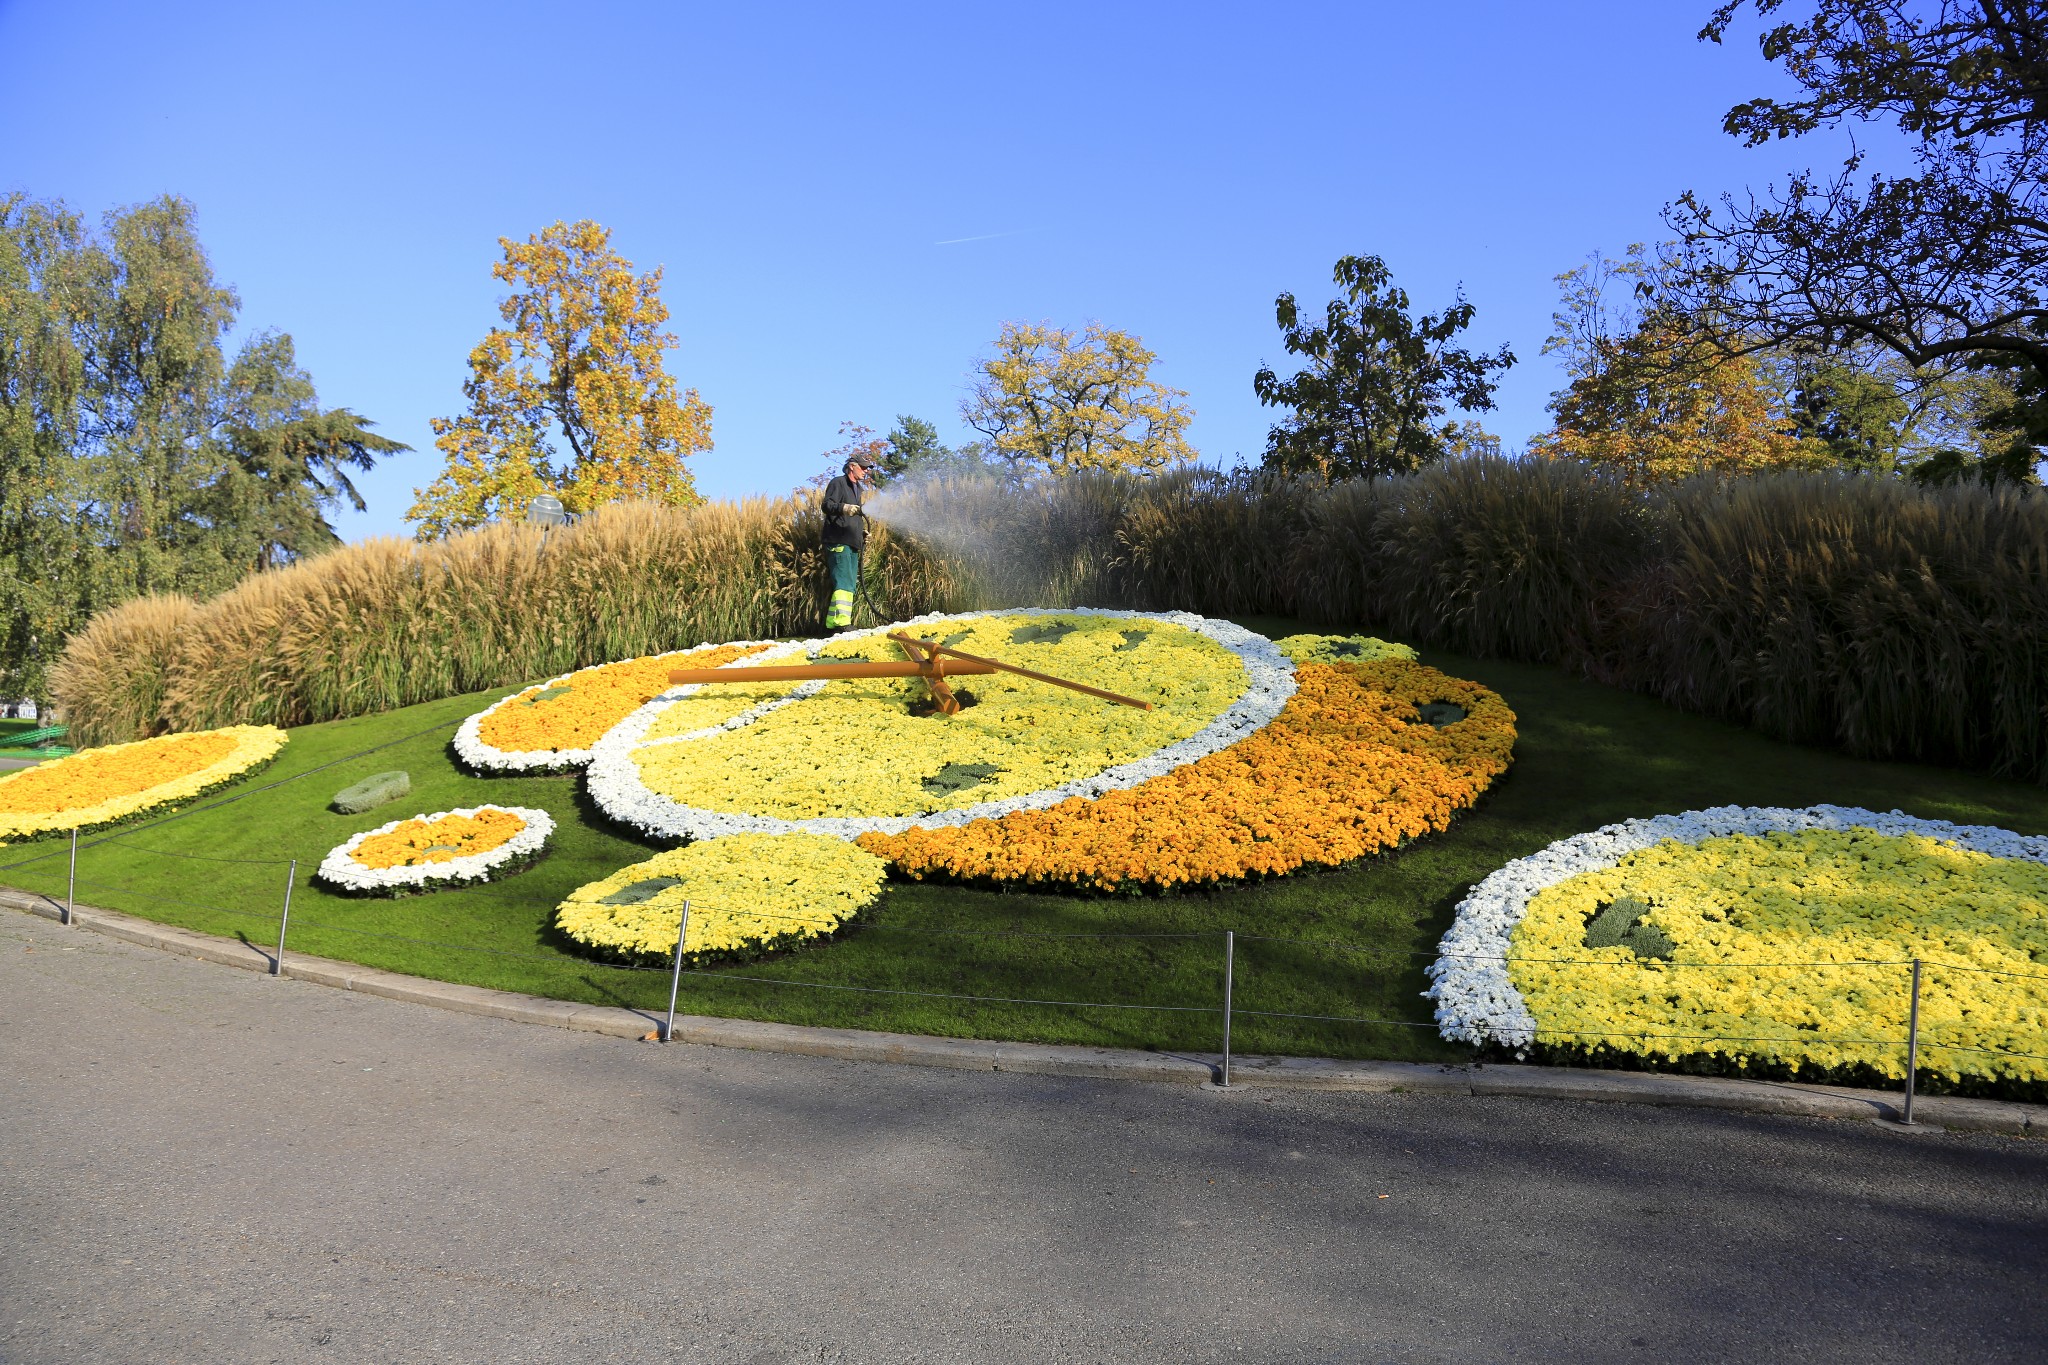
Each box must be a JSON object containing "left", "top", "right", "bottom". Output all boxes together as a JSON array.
[{"left": 5, "top": 886, "right": 2039, "bottom": 1139}]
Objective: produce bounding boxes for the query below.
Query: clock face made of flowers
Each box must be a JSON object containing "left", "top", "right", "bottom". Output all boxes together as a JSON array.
[
  {"left": 448, "top": 608, "right": 1517, "bottom": 965},
  {"left": 584, "top": 610, "right": 1296, "bottom": 842}
]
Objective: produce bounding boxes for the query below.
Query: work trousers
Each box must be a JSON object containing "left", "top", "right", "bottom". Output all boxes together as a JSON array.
[{"left": 826, "top": 544, "right": 859, "bottom": 629}]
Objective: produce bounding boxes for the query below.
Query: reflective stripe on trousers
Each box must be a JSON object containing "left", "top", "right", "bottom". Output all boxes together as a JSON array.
[{"left": 826, "top": 545, "right": 858, "bottom": 628}]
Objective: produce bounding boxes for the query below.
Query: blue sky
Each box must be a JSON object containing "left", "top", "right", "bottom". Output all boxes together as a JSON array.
[{"left": 1, "top": 0, "right": 1835, "bottom": 539}]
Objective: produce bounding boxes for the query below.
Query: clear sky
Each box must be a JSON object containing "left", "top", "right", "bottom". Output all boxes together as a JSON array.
[{"left": 0, "top": 0, "right": 1838, "bottom": 540}]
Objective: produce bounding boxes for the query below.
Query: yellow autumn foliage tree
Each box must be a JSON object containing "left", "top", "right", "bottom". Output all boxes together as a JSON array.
[
  {"left": 1532, "top": 316, "right": 1813, "bottom": 486},
  {"left": 1532, "top": 246, "right": 1812, "bottom": 486},
  {"left": 963, "top": 321, "right": 1195, "bottom": 474},
  {"left": 408, "top": 220, "right": 712, "bottom": 537}
]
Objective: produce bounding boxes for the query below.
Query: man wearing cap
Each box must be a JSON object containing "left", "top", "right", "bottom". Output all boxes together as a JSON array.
[{"left": 820, "top": 455, "right": 873, "bottom": 631}]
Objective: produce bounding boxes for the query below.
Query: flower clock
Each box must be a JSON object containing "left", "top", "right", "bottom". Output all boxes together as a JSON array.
[
  {"left": 0, "top": 725, "right": 287, "bottom": 842},
  {"left": 453, "top": 610, "right": 1515, "bottom": 968},
  {"left": 318, "top": 804, "right": 555, "bottom": 895},
  {"left": 1428, "top": 805, "right": 2048, "bottom": 1092}
]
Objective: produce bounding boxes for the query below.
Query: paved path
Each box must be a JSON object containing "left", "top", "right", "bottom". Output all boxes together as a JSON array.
[{"left": 3, "top": 914, "right": 2044, "bottom": 1364}]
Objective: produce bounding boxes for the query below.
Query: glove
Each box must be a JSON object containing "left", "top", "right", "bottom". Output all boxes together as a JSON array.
[{"left": 846, "top": 504, "right": 863, "bottom": 516}]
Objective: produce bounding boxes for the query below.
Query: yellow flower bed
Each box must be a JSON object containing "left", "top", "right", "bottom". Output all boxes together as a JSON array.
[
  {"left": 632, "top": 614, "right": 1249, "bottom": 819},
  {"left": 471, "top": 640, "right": 772, "bottom": 759},
  {"left": 861, "top": 660, "right": 1516, "bottom": 890},
  {"left": 1510, "top": 829, "right": 2048, "bottom": 1087},
  {"left": 0, "top": 725, "right": 287, "bottom": 840},
  {"left": 1273, "top": 633, "right": 1417, "bottom": 666},
  {"left": 352, "top": 808, "right": 529, "bottom": 868},
  {"left": 555, "top": 833, "right": 890, "bottom": 966}
]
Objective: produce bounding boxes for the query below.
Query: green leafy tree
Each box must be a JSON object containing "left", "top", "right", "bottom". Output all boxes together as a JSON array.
[
  {"left": 1254, "top": 254, "right": 1513, "bottom": 481},
  {"left": 0, "top": 192, "right": 405, "bottom": 703}
]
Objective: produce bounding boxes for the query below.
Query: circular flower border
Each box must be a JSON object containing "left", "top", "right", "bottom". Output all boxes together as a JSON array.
[
  {"left": 585, "top": 609, "right": 1296, "bottom": 842},
  {"left": 0, "top": 725, "right": 288, "bottom": 842},
  {"left": 317, "top": 804, "right": 556, "bottom": 896},
  {"left": 452, "top": 640, "right": 784, "bottom": 773},
  {"left": 1424, "top": 804, "right": 2048, "bottom": 1048}
]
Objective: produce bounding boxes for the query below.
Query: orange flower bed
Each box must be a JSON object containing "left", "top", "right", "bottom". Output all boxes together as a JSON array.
[
  {"left": 858, "top": 661, "right": 1515, "bottom": 891},
  {"left": 471, "top": 642, "right": 771, "bottom": 758},
  {"left": 351, "top": 807, "right": 532, "bottom": 869}
]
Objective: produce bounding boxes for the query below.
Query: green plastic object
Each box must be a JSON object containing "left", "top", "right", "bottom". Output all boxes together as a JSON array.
[{"left": 331, "top": 770, "right": 411, "bottom": 815}]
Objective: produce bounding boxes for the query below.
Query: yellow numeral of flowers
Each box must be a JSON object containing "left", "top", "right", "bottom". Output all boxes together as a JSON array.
[
  {"left": 0, "top": 726, "right": 287, "bottom": 840},
  {"left": 1510, "top": 829, "right": 2048, "bottom": 1086}
]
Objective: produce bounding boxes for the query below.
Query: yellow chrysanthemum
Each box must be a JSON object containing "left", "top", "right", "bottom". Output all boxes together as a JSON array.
[
  {"left": 631, "top": 614, "right": 1249, "bottom": 819},
  {"left": 1511, "top": 829, "right": 2048, "bottom": 1086},
  {"left": 0, "top": 726, "right": 287, "bottom": 840},
  {"left": 555, "top": 833, "right": 889, "bottom": 965}
]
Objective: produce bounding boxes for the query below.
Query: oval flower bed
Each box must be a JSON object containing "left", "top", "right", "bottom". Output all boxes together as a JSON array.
[
  {"left": 0, "top": 725, "right": 287, "bottom": 841},
  {"left": 453, "top": 640, "right": 776, "bottom": 773},
  {"left": 1427, "top": 805, "right": 2048, "bottom": 1097},
  {"left": 554, "top": 832, "right": 890, "bottom": 967},
  {"left": 317, "top": 804, "right": 555, "bottom": 895}
]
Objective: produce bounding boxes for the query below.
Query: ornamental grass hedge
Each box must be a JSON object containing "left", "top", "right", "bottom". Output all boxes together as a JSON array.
[{"left": 49, "top": 459, "right": 2048, "bottom": 783}]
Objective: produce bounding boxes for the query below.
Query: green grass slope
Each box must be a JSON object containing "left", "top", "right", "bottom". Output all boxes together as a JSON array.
[{"left": 8, "top": 618, "right": 2048, "bottom": 1064}]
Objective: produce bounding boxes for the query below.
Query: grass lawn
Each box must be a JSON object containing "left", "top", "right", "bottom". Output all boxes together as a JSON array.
[{"left": 8, "top": 615, "right": 2048, "bottom": 1062}]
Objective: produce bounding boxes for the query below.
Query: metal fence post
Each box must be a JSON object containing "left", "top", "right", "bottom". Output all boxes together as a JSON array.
[
  {"left": 64, "top": 828, "right": 77, "bottom": 926},
  {"left": 1901, "top": 958, "right": 1923, "bottom": 1125},
  {"left": 1220, "top": 929, "right": 1236, "bottom": 1088},
  {"left": 272, "top": 859, "right": 296, "bottom": 977},
  {"left": 664, "top": 901, "right": 691, "bottom": 1043}
]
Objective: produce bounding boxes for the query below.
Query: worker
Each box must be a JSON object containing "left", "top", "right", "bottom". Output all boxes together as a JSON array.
[{"left": 821, "top": 453, "right": 873, "bottom": 631}]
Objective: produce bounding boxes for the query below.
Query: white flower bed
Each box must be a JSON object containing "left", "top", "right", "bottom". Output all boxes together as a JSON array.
[
  {"left": 317, "top": 804, "right": 556, "bottom": 894},
  {"left": 584, "top": 608, "right": 1298, "bottom": 842},
  {"left": 452, "top": 641, "right": 785, "bottom": 773},
  {"left": 1424, "top": 804, "right": 2048, "bottom": 1047}
]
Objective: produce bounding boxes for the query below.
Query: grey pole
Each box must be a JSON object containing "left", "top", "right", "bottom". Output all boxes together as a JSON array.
[
  {"left": 664, "top": 901, "right": 691, "bottom": 1043},
  {"left": 1901, "top": 958, "right": 1923, "bottom": 1125},
  {"left": 64, "top": 828, "right": 77, "bottom": 926},
  {"left": 1220, "top": 929, "right": 1236, "bottom": 1088},
  {"left": 272, "top": 859, "right": 296, "bottom": 977}
]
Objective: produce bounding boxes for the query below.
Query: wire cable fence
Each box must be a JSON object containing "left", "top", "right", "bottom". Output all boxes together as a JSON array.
[{"left": 20, "top": 835, "right": 2047, "bottom": 1114}]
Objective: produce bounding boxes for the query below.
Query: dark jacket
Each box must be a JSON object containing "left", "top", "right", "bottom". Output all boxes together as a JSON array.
[{"left": 822, "top": 474, "right": 868, "bottom": 551}]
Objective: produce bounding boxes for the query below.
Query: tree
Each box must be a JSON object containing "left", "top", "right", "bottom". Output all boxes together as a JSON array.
[
  {"left": 1253, "top": 254, "right": 1513, "bottom": 481},
  {"left": 0, "top": 192, "right": 405, "bottom": 703},
  {"left": 805, "top": 414, "right": 960, "bottom": 489},
  {"left": 409, "top": 220, "right": 712, "bottom": 536},
  {"left": 806, "top": 420, "right": 891, "bottom": 489},
  {"left": 962, "top": 322, "right": 1195, "bottom": 475},
  {"left": 1667, "top": 2, "right": 2048, "bottom": 387},
  {"left": 1534, "top": 247, "right": 1812, "bottom": 484},
  {"left": 1909, "top": 335, "right": 2048, "bottom": 483},
  {"left": 207, "top": 333, "right": 406, "bottom": 570},
  {"left": 880, "top": 414, "right": 952, "bottom": 480}
]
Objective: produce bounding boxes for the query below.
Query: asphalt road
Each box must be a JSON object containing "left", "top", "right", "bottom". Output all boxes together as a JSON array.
[{"left": 3, "top": 913, "right": 2044, "bottom": 1365}]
